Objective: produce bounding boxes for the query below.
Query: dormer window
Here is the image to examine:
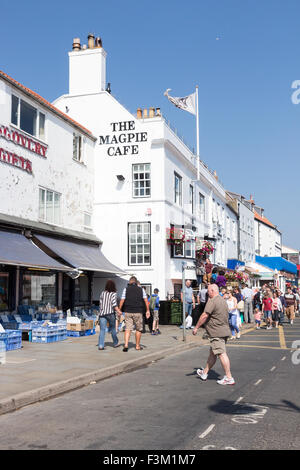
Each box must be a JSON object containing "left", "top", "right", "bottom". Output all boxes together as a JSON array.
[
  {"left": 73, "top": 133, "right": 82, "bottom": 162},
  {"left": 11, "top": 95, "right": 45, "bottom": 140}
]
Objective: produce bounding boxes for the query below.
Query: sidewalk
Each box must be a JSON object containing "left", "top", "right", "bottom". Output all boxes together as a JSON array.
[{"left": 0, "top": 323, "right": 254, "bottom": 416}]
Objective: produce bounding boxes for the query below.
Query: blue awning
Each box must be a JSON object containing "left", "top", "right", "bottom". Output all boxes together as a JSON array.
[
  {"left": 227, "top": 259, "right": 245, "bottom": 270},
  {"left": 255, "top": 256, "right": 297, "bottom": 275},
  {"left": 0, "top": 230, "right": 71, "bottom": 270}
]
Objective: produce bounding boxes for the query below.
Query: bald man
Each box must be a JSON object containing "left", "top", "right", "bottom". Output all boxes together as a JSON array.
[{"left": 193, "top": 284, "right": 235, "bottom": 385}]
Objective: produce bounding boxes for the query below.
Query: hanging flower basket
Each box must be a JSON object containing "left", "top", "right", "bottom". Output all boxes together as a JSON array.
[
  {"left": 166, "top": 227, "right": 185, "bottom": 245},
  {"left": 196, "top": 241, "right": 214, "bottom": 259}
]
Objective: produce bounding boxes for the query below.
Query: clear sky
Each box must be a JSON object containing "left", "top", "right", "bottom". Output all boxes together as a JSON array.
[{"left": 1, "top": 0, "right": 300, "bottom": 248}]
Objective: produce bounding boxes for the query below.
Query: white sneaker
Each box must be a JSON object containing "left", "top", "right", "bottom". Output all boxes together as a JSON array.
[
  {"left": 196, "top": 368, "right": 208, "bottom": 381},
  {"left": 290, "top": 320, "right": 294, "bottom": 325},
  {"left": 236, "top": 333, "right": 241, "bottom": 339},
  {"left": 217, "top": 376, "right": 235, "bottom": 386}
]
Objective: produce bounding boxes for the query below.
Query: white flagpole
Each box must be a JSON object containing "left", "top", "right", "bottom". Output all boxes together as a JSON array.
[{"left": 196, "top": 85, "right": 200, "bottom": 180}]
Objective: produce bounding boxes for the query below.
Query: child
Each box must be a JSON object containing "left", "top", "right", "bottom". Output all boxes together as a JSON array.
[{"left": 254, "top": 308, "right": 262, "bottom": 329}]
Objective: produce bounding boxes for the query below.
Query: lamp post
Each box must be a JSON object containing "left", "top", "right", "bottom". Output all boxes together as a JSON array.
[{"left": 182, "top": 261, "right": 187, "bottom": 342}]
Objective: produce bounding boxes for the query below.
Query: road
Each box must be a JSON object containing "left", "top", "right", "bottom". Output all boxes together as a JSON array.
[{"left": 0, "top": 319, "right": 300, "bottom": 450}]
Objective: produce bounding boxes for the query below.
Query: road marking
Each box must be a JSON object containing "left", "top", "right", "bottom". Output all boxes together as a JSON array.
[
  {"left": 270, "top": 366, "right": 276, "bottom": 372},
  {"left": 5, "top": 358, "right": 37, "bottom": 364},
  {"left": 231, "top": 403, "right": 268, "bottom": 425},
  {"left": 281, "top": 356, "right": 286, "bottom": 361},
  {"left": 234, "top": 397, "right": 244, "bottom": 405},
  {"left": 254, "top": 379, "right": 262, "bottom": 386},
  {"left": 227, "top": 344, "right": 288, "bottom": 351},
  {"left": 279, "top": 326, "right": 287, "bottom": 349},
  {"left": 199, "top": 424, "right": 215, "bottom": 439}
]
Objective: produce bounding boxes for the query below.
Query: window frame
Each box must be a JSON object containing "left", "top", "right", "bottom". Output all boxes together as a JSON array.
[
  {"left": 128, "top": 222, "right": 151, "bottom": 266},
  {"left": 11, "top": 94, "right": 46, "bottom": 141},
  {"left": 199, "top": 193, "right": 205, "bottom": 222},
  {"left": 132, "top": 163, "right": 151, "bottom": 198},
  {"left": 174, "top": 172, "right": 182, "bottom": 206},
  {"left": 39, "top": 187, "right": 62, "bottom": 226}
]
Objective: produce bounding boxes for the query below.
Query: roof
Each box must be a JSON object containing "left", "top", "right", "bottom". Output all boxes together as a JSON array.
[
  {"left": 254, "top": 211, "right": 276, "bottom": 229},
  {"left": 0, "top": 70, "right": 96, "bottom": 141}
]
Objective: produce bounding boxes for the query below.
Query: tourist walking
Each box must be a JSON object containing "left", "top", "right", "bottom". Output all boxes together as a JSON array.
[
  {"left": 197, "top": 283, "right": 208, "bottom": 315},
  {"left": 272, "top": 291, "right": 282, "bottom": 328},
  {"left": 203, "top": 258, "right": 213, "bottom": 284},
  {"left": 119, "top": 276, "right": 150, "bottom": 352},
  {"left": 254, "top": 307, "right": 262, "bottom": 329},
  {"left": 278, "top": 290, "right": 286, "bottom": 326},
  {"left": 98, "top": 280, "right": 122, "bottom": 350},
  {"left": 241, "top": 284, "right": 254, "bottom": 323},
  {"left": 181, "top": 279, "right": 195, "bottom": 327},
  {"left": 225, "top": 290, "right": 240, "bottom": 339},
  {"left": 216, "top": 270, "right": 227, "bottom": 289},
  {"left": 262, "top": 292, "right": 273, "bottom": 329},
  {"left": 193, "top": 284, "right": 235, "bottom": 386},
  {"left": 284, "top": 287, "right": 297, "bottom": 325},
  {"left": 149, "top": 288, "right": 160, "bottom": 335}
]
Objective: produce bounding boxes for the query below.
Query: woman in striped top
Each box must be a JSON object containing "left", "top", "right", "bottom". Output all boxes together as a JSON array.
[{"left": 98, "top": 280, "right": 122, "bottom": 350}]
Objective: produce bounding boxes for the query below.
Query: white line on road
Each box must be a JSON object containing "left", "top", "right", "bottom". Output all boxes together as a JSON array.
[
  {"left": 199, "top": 424, "right": 215, "bottom": 439},
  {"left": 254, "top": 379, "right": 262, "bottom": 386},
  {"left": 234, "top": 397, "right": 244, "bottom": 405},
  {"left": 281, "top": 356, "right": 286, "bottom": 361},
  {"left": 270, "top": 366, "right": 276, "bottom": 372}
]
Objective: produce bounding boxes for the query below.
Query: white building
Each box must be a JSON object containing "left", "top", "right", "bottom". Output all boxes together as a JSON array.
[
  {"left": 253, "top": 206, "right": 282, "bottom": 257},
  {"left": 0, "top": 70, "right": 121, "bottom": 313},
  {"left": 53, "top": 34, "right": 239, "bottom": 299},
  {"left": 226, "top": 191, "right": 255, "bottom": 264}
]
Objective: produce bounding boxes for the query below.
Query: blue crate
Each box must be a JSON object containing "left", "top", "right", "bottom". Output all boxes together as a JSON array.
[{"left": 67, "top": 330, "right": 85, "bottom": 337}]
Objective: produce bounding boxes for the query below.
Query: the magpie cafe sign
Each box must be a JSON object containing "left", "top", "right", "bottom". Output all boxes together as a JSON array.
[{"left": 99, "top": 120, "right": 148, "bottom": 156}]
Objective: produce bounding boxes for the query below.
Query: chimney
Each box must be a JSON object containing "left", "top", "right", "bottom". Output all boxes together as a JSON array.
[
  {"left": 149, "top": 107, "right": 155, "bottom": 118},
  {"left": 137, "top": 108, "right": 142, "bottom": 119},
  {"left": 95, "top": 37, "right": 102, "bottom": 48},
  {"left": 88, "top": 33, "right": 95, "bottom": 49},
  {"left": 143, "top": 108, "right": 148, "bottom": 118},
  {"left": 72, "top": 38, "right": 81, "bottom": 51},
  {"left": 156, "top": 107, "right": 161, "bottom": 116},
  {"left": 69, "top": 33, "right": 107, "bottom": 95},
  {"left": 213, "top": 170, "right": 218, "bottom": 181}
]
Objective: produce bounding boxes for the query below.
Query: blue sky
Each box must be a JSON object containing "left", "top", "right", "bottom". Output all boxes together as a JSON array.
[{"left": 1, "top": 0, "right": 300, "bottom": 248}]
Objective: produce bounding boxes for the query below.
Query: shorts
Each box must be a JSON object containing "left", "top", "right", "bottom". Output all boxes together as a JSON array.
[
  {"left": 152, "top": 310, "right": 159, "bottom": 322},
  {"left": 209, "top": 337, "right": 228, "bottom": 356},
  {"left": 285, "top": 305, "right": 295, "bottom": 320},
  {"left": 264, "top": 310, "right": 272, "bottom": 319},
  {"left": 124, "top": 313, "right": 143, "bottom": 332}
]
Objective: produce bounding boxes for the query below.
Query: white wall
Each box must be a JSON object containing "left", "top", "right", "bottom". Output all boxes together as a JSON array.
[{"left": 0, "top": 79, "right": 95, "bottom": 234}]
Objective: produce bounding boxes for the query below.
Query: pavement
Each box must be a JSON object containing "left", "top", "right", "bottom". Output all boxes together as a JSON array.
[{"left": 0, "top": 322, "right": 255, "bottom": 416}]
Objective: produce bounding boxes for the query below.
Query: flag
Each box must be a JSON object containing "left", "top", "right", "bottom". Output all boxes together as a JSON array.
[{"left": 164, "top": 88, "right": 196, "bottom": 115}]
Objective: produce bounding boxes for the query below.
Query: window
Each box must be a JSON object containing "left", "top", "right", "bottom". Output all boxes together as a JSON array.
[
  {"left": 141, "top": 284, "right": 152, "bottom": 296},
  {"left": 11, "top": 95, "right": 45, "bottom": 139},
  {"left": 189, "top": 185, "right": 194, "bottom": 214},
  {"left": 74, "top": 274, "right": 89, "bottom": 305},
  {"left": 128, "top": 222, "right": 151, "bottom": 265},
  {"left": 22, "top": 272, "right": 57, "bottom": 306},
  {"left": 39, "top": 188, "right": 61, "bottom": 225},
  {"left": 83, "top": 213, "right": 92, "bottom": 229},
  {"left": 184, "top": 239, "right": 195, "bottom": 258},
  {"left": 199, "top": 193, "right": 205, "bottom": 221},
  {"left": 132, "top": 163, "right": 151, "bottom": 197},
  {"left": 174, "top": 173, "right": 182, "bottom": 206},
  {"left": 226, "top": 216, "right": 230, "bottom": 238},
  {"left": 73, "top": 133, "right": 82, "bottom": 162}
]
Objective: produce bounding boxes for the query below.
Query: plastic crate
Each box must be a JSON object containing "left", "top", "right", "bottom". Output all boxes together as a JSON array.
[{"left": 67, "top": 330, "right": 85, "bottom": 337}]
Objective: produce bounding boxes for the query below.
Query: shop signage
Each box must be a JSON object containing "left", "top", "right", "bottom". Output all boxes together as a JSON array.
[
  {"left": 0, "top": 124, "right": 47, "bottom": 158},
  {"left": 99, "top": 120, "right": 148, "bottom": 156},
  {"left": 0, "top": 147, "right": 32, "bottom": 174}
]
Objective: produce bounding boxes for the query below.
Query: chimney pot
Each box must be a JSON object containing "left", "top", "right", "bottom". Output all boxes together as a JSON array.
[
  {"left": 149, "top": 107, "right": 155, "bottom": 118},
  {"left": 143, "top": 108, "right": 148, "bottom": 118},
  {"left": 137, "top": 108, "right": 142, "bottom": 119},
  {"left": 95, "top": 37, "right": 102, "bottom": 48},
  {"left": 156, "top": 107, "right": 161, "bottom": 116},
  {"left": 72, "top": 38, "right": 81, "bottom": 51},
  {"left": 88, "top": 33, "right": 95, "bottom": 49}
]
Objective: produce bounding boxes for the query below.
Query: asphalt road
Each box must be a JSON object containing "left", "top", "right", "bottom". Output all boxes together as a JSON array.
[{"left": 0, "top": 319, "right": 300, "bottom": 450}]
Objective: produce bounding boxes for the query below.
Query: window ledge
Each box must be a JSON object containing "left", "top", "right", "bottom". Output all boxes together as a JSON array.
[{"left": 72, "top": 158, "right": 86, "bottom": 167}]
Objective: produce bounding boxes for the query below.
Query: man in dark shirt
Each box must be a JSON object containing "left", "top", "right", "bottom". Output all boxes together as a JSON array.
[
  {"left": 119, "top": 277, "right": 150, "bottom": 351},
  {"left": 193, "top": 284, "right": 235, "bottom": 386}
]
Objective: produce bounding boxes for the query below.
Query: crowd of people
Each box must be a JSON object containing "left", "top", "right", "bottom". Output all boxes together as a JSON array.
[{"left": 183, "top": 257, "right": 300, "bottom": 339}]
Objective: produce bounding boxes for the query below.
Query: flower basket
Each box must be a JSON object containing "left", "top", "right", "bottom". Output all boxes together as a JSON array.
[{"left": 196, "top": 241, "right": 214, "bottom": 259}]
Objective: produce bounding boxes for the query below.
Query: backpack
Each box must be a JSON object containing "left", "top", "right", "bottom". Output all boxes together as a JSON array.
[{"left": 149, "top": 295, "right": 157, "bottom": 312}]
